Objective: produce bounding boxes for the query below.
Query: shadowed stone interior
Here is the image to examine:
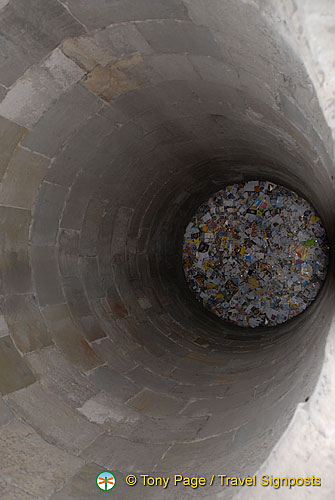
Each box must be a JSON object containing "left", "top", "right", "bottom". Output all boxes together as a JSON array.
[{"left": 0, "top": 1, "right": 334, "bottom": 499}]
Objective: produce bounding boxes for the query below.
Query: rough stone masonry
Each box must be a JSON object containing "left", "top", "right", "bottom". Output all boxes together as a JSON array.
[{"left": 0, "top": 1, "right": 334, "bottom": 499}]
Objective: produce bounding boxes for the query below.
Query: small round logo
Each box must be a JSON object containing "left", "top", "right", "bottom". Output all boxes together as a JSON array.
[{"left": 96, "top": 471, "right": 116, "bottom": 491}]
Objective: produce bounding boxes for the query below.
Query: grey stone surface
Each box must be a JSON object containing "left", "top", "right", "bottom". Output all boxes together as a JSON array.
[
  {"left": 0, "top": 48, "right": 84, "bottom": 127},
  {"left": 79, "top": 199, "right": 106, "bottom": 256},
  {"left": 3, "top": 294, "right": 53, "bottom": 353},
  {"left": 79, "top": 256, "right": 105, "bottom": 299},
  {"left": 30, "top": 245, "right": 65, "bottom": 306},
  {"left": 92, "top": 337, "right": 137, "bottom": 373},
  {"left": 93, "top": 24, "right": 153, "bottom": 60},
  {"left": 77, "top": 390, "right": 139, "bottom": 425},
  {"left": 0, "top": 0, "right": 84, "bottom": 87},
  {"left": 30, "top": 181, "right": 68, "bottom": 246},
  {"left": 0, "top": 395, "right": 14, "bottom": 425},
  {"left": 0, "top": 479, "right": 37, "bottom": 500},
  {"left": 106, "top": 413, "right": 208, "bottom": 444},
  {"left": 0, "top": 0, "right": 333, "bottom": 497},
  {"left": 158, "top": 432, "right": 234, "bottom": 473},
  {"left": 0, "top": 419, "right": 84, "bottom": 497},
  {"left": 63, "top": 0, "right": 188, "bottom": 29},
  {"left": 81, "top": 434, "right": 168, "bottom": 472},
  {"left": 0, "top": 146, "right": 49, "bottom": 209},
  {"left": 62, "top": 275, "right": 91, "bottom": 317},
  {"left": 58, "top": 228, "right": 80, "bottom": 277},
  {"left": 22, "top": 84, "right": 101, "bottom": 157},
  {"left": 42, "top": 304, "right": 104, "bottom": 372},
  {"left": 45, "top": 114, "right": 112, "bottom": 187},
  {"left": 5, "top": 382, "right": 101, "bottom": 454},
  {"left": 0, "top": 116, "right": 26, "bottom": 180},
  {"left": 26, "top": 345, "right": 97, "bottom": 409},
  {"left": 127, "top": 365, "right": 177, "bottom": 393},
  {"left": 189, "top": 55, "right": 238, "bottom": 87},
  {"left": 60, "top": 174, "right": 97, "bottom": 230},
  {"left": 0, "top": 206, "right": 32, "bottom": 294},
  {"left": 125, "top": 389, "right": 186, "bottom": 417},
  {"left": 146, "top": 54, "right": 200, "bottom": 83},
  {"left": 0, "top": 312, "right": 9, "bottom": 337},
  {"left": 0, "top": 336, "right": 35, "bottom": 394},
  {"left": 77, "top": 315, "right": 106, "bottom": 342},
  {"left": 136, "top": 20, "right": 222, "bottom": 58},
  {"left": 49, "top": 462, "right": 110, "bottom": 500},
  {"left": 89, "top": 365, "right": 138, "bottom": 403}
]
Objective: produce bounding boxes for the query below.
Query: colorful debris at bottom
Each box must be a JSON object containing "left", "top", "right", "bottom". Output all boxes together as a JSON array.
[{"left": 183, "top": 181, "right": 329, "bottom": 327}]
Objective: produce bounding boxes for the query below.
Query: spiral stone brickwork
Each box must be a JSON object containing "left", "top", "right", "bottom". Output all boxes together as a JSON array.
[{"left": 0, "top": 1, "right": 334, "bottom": 499}]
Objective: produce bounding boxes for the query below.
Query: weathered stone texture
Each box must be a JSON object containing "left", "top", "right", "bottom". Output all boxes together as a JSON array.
[
  {"left": 0, "top": 420, "right": 84, "bottom": 497},
  {"left": 0, "top": 336, "right": 35, "bottom": 394},
  {"left": 0, "top": 147, "right": 49, "bottom": 209}
]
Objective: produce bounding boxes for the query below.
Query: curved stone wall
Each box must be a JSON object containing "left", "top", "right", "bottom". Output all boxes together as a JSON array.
[{"left": 0, "top": 1, "right": 334, "bottom": 499}]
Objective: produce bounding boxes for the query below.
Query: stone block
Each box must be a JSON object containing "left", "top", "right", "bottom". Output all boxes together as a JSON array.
[
  {"left": 0, "top": 419, "right": 84, "bottom": 497},
  {"left": 49, "top": 462, "right": 110, "bottom": 500},
  {"left": 125, "top": 389, "right": 186, "bottom": 417},
  {"left": 158, "top": 433, "right": 234, "bottom": 473},
  {"left": 0, "top": 311, "right": 9, "bottom": 337},
  {"left": 3, "top": 294, "right": 52, "bottom": 353},
  {"left": 96, "top": 102, "right": 129, "bottom": 128},
  {"left": 93, "top": 24, "right": 153, "bottom": 59},
  {"left": 46, "top": 114, "right": 112, "bottom": 187},
  {"left": 62, "top": 275, "right": 91, "bottom": 317},
  {"left": 0, "top": 83, "right": 5, "bottom": 100},
  {"left": 77, "top": 315, "right": 106, "bottom": 342},
  {"left": 42, "top": 304, "right": 104, "bottom": 372},
  {"left": 22, "top": 84, "right": 101, "bottom": 156},
  {"left": 0, "top": 48, "right": 84, "bottom": 127},
  {"left": 6, "top": 382, "right": 101, "bottom": 454},
  {"left": 62, "top": 36, "right": 113, "bottom": 71},
  {"left": 0, "top": 480, "right": 36, "bottom": 500},
  {"left": 0, "top": 0, "right": 84, "bottom": 87},
  {"left": 189, "top": 55, "right": 238, "bottom": 86},
  {"left": 92, "top": 337, "right": 137, "bottom": 373},
  {"left": 97, "top": 210, "right": 114, "bottom": 276},
  {"left": 60, "top": 174, "right": 96, "bottom": 230},
  {"left": 127, "top": 365, "right": 177, "bottom": 393},
  {"left": 124, "top": 344, "right": 176, "bottom": 377},
  {"left": 30, "top": 245, "right": 64, "bottom": 306},
  {"left": 30, "top": 181, "right": 68, "bottom": 246},
  {"left": 77, "top": 391, "right": 139, "bottom": 426},
  {"left": 146, "top": 54, "right": 200, "bottom": 83},
  {"left": 0, "top": 115, "right": 26, "bottom": 181},
  {"left": 63, "top": 0, "right": 188, "bottom": 29},
  {"left": 136, "top": 20, "right": 222, "bottom": 58},
  {"left": 108, "top": 413, "right": 208, "bottom": 444},
  {"left": 0, "top": 206, "right": 32, "bottom": 294},
  {"left": 0, "top": 396, "right": 14, "bottom": 425},
  {"left": 106, "top": 283, "right": 129, "bottom": 319},
  {"left": 57, "top": 228, "right": 80, "bottom": 277},
  {"left": 111, "top": 206, "right": 134, "bottom": 255},
  {"left": 89, "top": 365, "right": 138, "bottom": 403},
  {"left": 80, "top": 199, "right": 106, "bottom": 256},
  {"left": 0, "top": 336, "right": 35, "bottom": 394},
  {"left": 0, "top": 146, "right": 49, "bottom": 209},
  {"left": 26, "top": 345, "right": 97, "bottom": 409},
  {"left": 83, "top": 56, "right": 147, "bottom": 101},
  {"left": 79, "top": 257, "right": 104, "bottom": 299},
  {"left": 81, "top": 433, "right": 168, "bottom": 472}
]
